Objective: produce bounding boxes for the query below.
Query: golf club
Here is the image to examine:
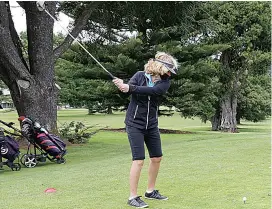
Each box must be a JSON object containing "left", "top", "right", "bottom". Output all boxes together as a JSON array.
[{"left": 36, "top": 1, "right": 116, "bottom": 79}]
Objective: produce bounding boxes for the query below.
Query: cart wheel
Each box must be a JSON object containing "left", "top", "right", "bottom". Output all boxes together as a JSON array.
[
  {"left": 21, "top": 155, "right": 38, "bottom": 168},
  {"left": 11, "top": 163, "right": 21, "bottom": 171},
  {"left": 20, "top": 154, "right": 28, "bottom": 165},
  {"left": 56, "top": 158, "right": 66, "bottom": 164}
]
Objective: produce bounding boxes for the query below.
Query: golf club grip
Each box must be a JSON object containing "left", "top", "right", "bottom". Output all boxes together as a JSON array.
[{"left": 108, "top": 72, "right": 116, "bottom": 79}]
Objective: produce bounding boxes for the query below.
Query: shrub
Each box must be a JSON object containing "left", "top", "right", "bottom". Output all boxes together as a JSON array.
[{"left": 58, "top": 121, "right": 99, "bottom": 144}]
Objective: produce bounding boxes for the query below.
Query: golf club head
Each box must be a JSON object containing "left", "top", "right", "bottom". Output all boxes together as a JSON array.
[{"left": 36, "top": 1, "right": 45, "bottom": 11}]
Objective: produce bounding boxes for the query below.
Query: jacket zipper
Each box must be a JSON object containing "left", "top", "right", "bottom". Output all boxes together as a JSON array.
[
  {"left": 146, "top": 96, "right": 150, "bottom": 129},
  {"left": 133, "top": 105, "right": 138, "bottom": 119},
  {"left": 156, "top": 106, "right": 158, "bottom": 119}
]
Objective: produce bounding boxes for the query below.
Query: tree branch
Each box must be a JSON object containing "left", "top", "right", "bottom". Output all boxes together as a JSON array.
[
  {"left": 0, "top": 63, "right": 24, "bottom": 105},
  {"left": 6, "top": 2, "right": 29, "bottom": 71},
  {"left": 16, "top": 1, "right": 25, "bottom": 10},
  {"left": 0, "top": 65, "right": 11, "bottom": 86},
  {"left": 53, "top": 3, "right": 100, "bottom": 62},
  {"left": 0, "top": 2, "right": 32, "bottom": 84}
]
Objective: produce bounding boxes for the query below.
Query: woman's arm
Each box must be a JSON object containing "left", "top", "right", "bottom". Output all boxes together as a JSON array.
[
  {"left": 113, "top": 72, "right": 170, "bottom": 96},
  {"left": 113, "top": 72, "right": 140, "bottom": 93},
  {"left": 128, "top": 80, "right": 170, "bottom": 96}
]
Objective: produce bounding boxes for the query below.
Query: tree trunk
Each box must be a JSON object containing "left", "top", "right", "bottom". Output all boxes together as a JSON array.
[
  {"left": 236, "top": 105, "right": 241, "bottom": 125},
  {"left": 218, "top": 50, "right": 239, "bottom": 133},
  {"left": 10, "top": 81, "right": 57, "bottom": 131},
  {"left": 220, "top": 93, "right": 238, "bottom": 132},
  {"left": 236, "top": 115, "right": 241, "bottom": 125},
  {"left": 88, "top": 108, "right": 95, "bottom": 115},
  {"left": 0, "top": 2, "right": 98, "bottom": 132},
  {"left": 0, "top": 2, "right": 57, "bottom": 131},
  {"left": 211, "top": 109, "right": 221, "bottom": 131},
  {"left": 107, "top": 106, "right": 113, "bottom": 114}
]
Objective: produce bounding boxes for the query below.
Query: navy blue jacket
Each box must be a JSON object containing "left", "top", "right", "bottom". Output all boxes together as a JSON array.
[{"left": 125, "top": 71, "right": 170, "bottom": 129}]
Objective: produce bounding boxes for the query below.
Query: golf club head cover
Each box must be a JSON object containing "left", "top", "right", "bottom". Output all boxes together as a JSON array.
[{"left": 19, "top": 117, "right": 34, "bottom": 138}]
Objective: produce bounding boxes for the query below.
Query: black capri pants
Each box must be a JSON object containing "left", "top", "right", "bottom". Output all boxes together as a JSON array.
[{"left": 126, "top": 125, "right": 163, "bottom": 161}]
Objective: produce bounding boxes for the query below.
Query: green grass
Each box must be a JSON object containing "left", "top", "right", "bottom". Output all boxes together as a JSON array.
[{"left": 0, "top": 109, "right": 270, "bottom": 209}]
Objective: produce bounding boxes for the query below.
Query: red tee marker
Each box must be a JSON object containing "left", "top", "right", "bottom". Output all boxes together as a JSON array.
[{"left": 44, "top": 188, "right": 57, "bottom": 193}]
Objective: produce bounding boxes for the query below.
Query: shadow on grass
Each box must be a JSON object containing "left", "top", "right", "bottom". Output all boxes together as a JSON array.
[
  {"left": 67, "top": 141, "right": 131, "bottom": 163},
  {"left": 101, "top": 128, "right": 194, "bottom": 134},
  {"left": 12, "top": 141, "right": 127, "bottom": 171},
  {"left": 238, "top": 123, "right": 270, "bottom": 126},
  {"left": 184, "top": 137, "right": 215, "bottom": 143},
  {"left": 238, "top": 127, "right": 270, "bottom": 133}
]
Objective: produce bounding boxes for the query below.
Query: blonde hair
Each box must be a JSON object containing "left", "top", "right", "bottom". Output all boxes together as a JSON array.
[{"left": 144, "top": 52, "right": 178, "bottom": 75}]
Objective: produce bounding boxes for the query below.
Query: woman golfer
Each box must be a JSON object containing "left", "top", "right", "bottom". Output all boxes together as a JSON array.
[{"left": 113, "top": 52, "right": 178, "bottom": 208}]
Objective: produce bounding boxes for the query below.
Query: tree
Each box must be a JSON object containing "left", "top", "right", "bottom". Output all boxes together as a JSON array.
[
  {"left": 163, "top": 2, "right": 270, "bottom": 131},
  {"left": 55, "top": 1, "right": 203, "bottom": 115},
  {"left": 55, "top": 38, "right": 144, "bottom": 114},
  {"left": 57, "top": 1, "right": 271, "bottom": 133},
  {"left": 236, "top": 52, "right": 271, "bottom": 123},
  {"left": 60, "top": 1, "right": 200, "bottom": 44},
  {"left": 0, "top": 2, "right": 99, "bottom": 131},
  {"left": 56, "top": 2, "right": 225, "bottom": 119},
  {"left": 205, "top": 2, "right": 271, "bottom": 131}
]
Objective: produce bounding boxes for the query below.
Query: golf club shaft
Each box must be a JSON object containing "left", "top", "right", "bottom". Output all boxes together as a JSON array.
[
  {"left": 0, "top": 120, "right": 24, "bottom": 138},
  {"left": 43, "top": 9, "right": 115, "bottom": 79},
  {"left": 0, "top": 120, "right": 21, "bottom": 132}
]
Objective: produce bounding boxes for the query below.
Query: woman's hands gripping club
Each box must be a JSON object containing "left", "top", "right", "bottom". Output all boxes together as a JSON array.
[{"left": 113, "top": 78, "right": 129, "bottom": 93}]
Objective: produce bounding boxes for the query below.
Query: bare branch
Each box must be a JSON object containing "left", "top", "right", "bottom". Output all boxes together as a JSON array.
[{"left": 53, "top": 3, "right": 100, "bottom": 62}]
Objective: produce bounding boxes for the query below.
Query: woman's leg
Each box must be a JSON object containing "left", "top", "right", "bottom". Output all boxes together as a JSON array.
[
  {"left": 126, "top": 126, "right": 146, "bottom": 198},
  {"left": 147, "top": 157, "right": 162, "bottom": 191},
  {"left": 129, "top": 160, "right": 144, "bottom": 198},
  {"left": 144, "top": 128, "right": 168, "bottom": 200},
  {"left": 145, "top": 127, "right": 163, "bottom": 192}
]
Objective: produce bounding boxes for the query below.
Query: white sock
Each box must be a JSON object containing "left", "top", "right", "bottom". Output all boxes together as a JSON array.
[
  {"left": 129, "top": 196, "right": 137, "bottom": 200},
  {"left": 146, "top": 189, "right": 154, "bottom": 193}
]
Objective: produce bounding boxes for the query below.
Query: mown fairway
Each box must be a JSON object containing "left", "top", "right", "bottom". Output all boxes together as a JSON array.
[{"left": 0, "top": 109, "right": 270, "bottom": 209}]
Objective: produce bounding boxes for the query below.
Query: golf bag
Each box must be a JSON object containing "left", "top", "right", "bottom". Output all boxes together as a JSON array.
[
  {"left": 0, "top": 129, "right": 21, "bottom": 171},
  {"left": 18, "top": 117, "right": 66, "bottom": 167},
  {"left": 35, "top": 133, "right": 66, "bottom": 159}
]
